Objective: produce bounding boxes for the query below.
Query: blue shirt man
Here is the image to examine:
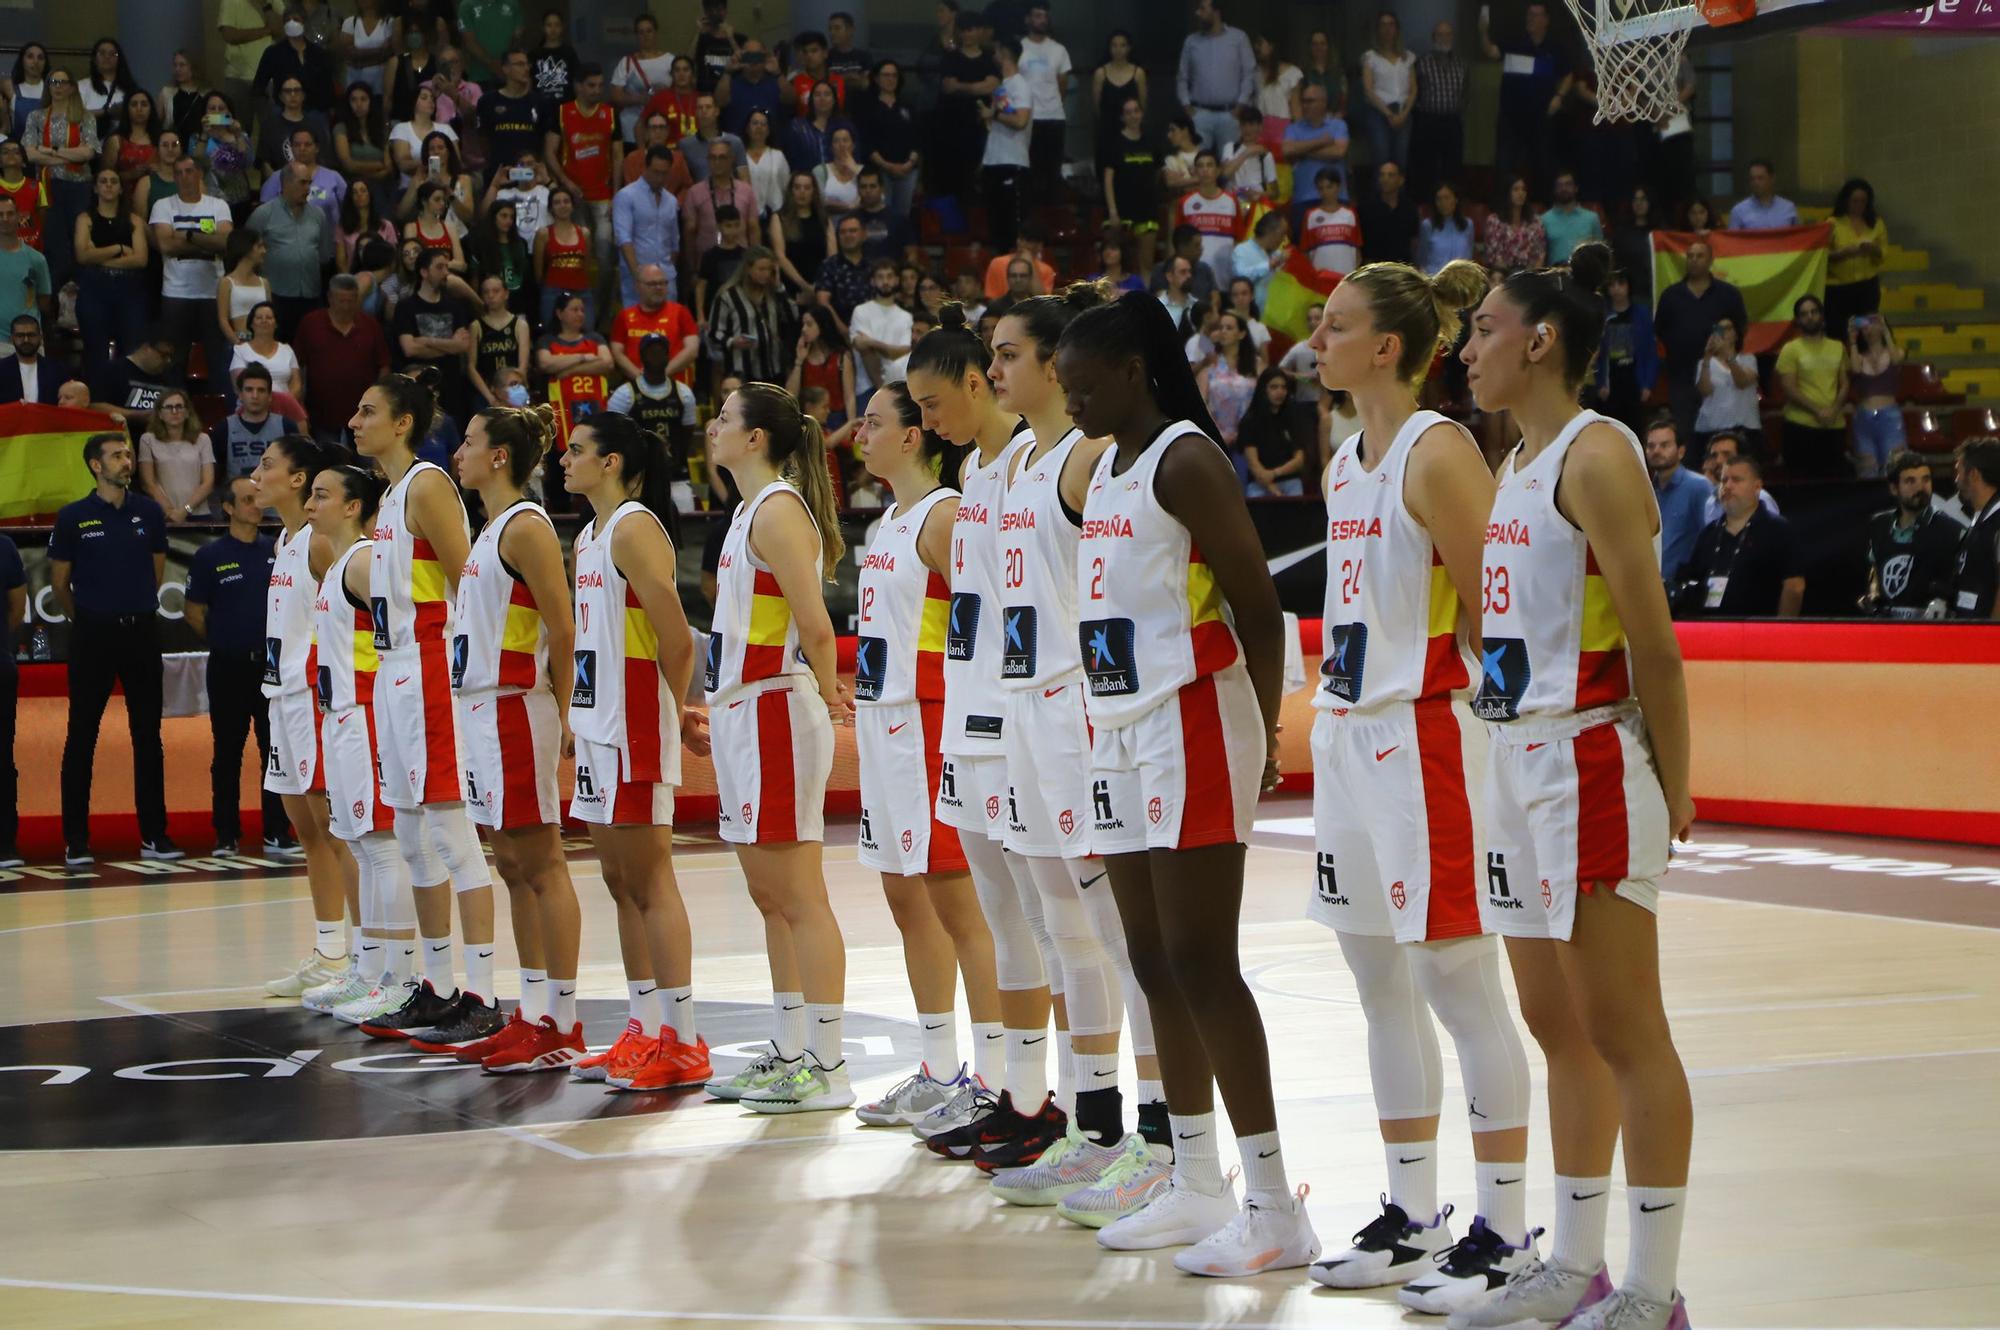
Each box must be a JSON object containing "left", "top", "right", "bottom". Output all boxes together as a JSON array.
[
  {"left": 1644, "top": 418, "right": 1712, "bottom": 583},
  {"left": 614, "top": 149, "right": 683, "bottom": 306}
]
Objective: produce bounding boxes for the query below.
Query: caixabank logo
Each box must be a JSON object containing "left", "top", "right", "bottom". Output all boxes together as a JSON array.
[{"left": 0, "top": 1000, "right": 912, "bottom": 1150}]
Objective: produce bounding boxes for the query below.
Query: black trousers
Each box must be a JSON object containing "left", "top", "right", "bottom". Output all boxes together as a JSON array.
[
  {"left": 982, "top": 165, "right": 1027, "bottom": 256},
  {"left": 0, "top": 663, "right": 15, "bottom": 851},
  {"left": 159, "top": 296, "right": 233, "bottom": 396},
  {"left": 62, "top": 615, "right": 167, "bottom": 848},
  {"left": 1029, "top": 120, "right": 1067, "bottom": 202},
  {"left": 1409, "top": 110, "right": 1464, "bottom": 201},
  {"left": 207, "top": 647, "right": 288, "bottom": 844},
  {"left": 273, "top": 292, "right": 324, "bottom": 345}
]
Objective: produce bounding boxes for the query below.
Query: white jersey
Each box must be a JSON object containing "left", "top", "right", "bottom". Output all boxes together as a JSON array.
[
  {"left": 705, "top": 482, "right": 819, "bottom": 704},
  {"left": 1177, "top": 189, "right": 1241, "bottom": 283},
  {"left": 1303, "top": 204, "right": 1362, "bottom": 275},
  {"left": 1076, "top": 420, "right": 1241, "bottom": 729},
  {"left": 1474, "top": 410, "right": 1658, "bottom": 724},
  {"left": 1315, "top": 410, "right": 1474, "bottom": 713},
  {"left": 452, "top": 500, "right": 551, "bottom": 696},
  {"left": 941, "top": 429, "right": 1032, "bottom": 755},
  {"left": 311, "top": 540, "right": 378, "bottom": 715},
  {"left": 571, "top": 500, "right": 678, "bottom": 785},
  {"left": 998, "top": 427, "right": 1088, "bottom": 691},
  {"left": 369, "top": 460, "right": 466, "bottom": 658},
  {"left": 855, "top": 486, "right": 955, "bottom": 709},
  {"left": 263, "top": 522, "right": 316, "bottom": 699}
]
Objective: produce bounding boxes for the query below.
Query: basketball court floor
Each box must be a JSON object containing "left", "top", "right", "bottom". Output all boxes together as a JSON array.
[{"left": 4, "top": 803, "right": 1997, "bottom": 1329}]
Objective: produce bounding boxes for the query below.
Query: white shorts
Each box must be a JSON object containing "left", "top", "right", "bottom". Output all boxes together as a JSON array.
[
  {"left": 374, "top": 646, "right": 465, "bottom": 808},
  {"left": 1001, "top": 679, "right": 1093, "bottom": 858},
  {"left": 1087, "top": 663, "right": 1264, "bottom": 856},
  {"left": 1308, "top": 700, "right": 1488, "bottom": 944},
  {"left": 711, "top": 680, "right": 834, "bottom": 845},
  {"left": 263, "top": 689, "right": 322, "bottom": 796},
  {"left": 856, "top": 699, "right": 966, "bottom": 876},
  {"left": 322, "top": 703, "right": 393, "bottom": 842},
  {"left": 459, "top": 689, "right": 562, "bottom": 831},
  {"left": 569, "top": 734, "right": 675, "bottom": 827},
  {"left": 935, "top": 752, "right": 1009, "bottom": 840},
  {"left": 1482, "top": 705, "right": 1671, "bottom": 942}
]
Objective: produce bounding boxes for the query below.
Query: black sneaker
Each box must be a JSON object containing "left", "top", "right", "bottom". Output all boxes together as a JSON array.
[
  {"left": 64, "top": 844, "right": 94, "bottom": 867},
  {"left": 139, "top": 837, "right": 186, "bottom": 861},
  {"left": 406, "top": 994, "right": 505, "bottom": 1048},
  {"left": 930, "top": 1087, "right": 1029, "bottom": 1160},
  {"left": 974, "top": 1092, "right": 1069, "bottom": 1172},
  {"left": 215, "top": 839, "right": 241, "bottom": 857},
  {"left": 0, "top": 845, "right": 23, "bottom": 869},
  {"left": 358, "top": 980, "right": 465, "bottom": 1040}
]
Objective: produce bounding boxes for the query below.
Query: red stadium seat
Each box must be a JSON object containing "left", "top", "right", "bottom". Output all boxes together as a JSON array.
[
  {"left": 1949, "top": 406, "right": 2000, "bottom": 442},
  {"left": 1900, "top": 361, "right": 1961, "bottom": 406},
  {"left": 1905, "top": 409, "right": 1949, "bottom": 456}
]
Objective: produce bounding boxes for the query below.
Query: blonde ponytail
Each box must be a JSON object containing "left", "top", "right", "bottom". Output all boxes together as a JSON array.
[
  {"left": 1344, "top": 259, "right": 1491, "bottom": 387},
  {"left": 784, "top": 412, "right": 846, "bottom": 575}
]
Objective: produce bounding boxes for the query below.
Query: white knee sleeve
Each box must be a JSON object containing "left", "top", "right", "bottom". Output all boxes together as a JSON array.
[
  {"left": 424, "top": 804, "right": 492, "bottom": 894},
  {"left": 1336, "top": 929, "right": 1444, "bottom": 1121},
  {"left": 393, "top": 808, "right": 447, "bottom": 888},
  {"left": 349, "top": 836, "right": 379, "bottom": 931},
  {"left": 961, "top": 834, "right": 1045, "bottom": 992},
  {"left": 1411, "top": 936, "right": 1532, "bottom": 1134},
  {"left": 1002, "top": 846, "right": 1063, "bottom": 999},
  {"left": 363, "top": 832, "right": 417, "bottom": 930},
  {"left": 1076, "top": 861, "right": 1155, "bottom": 1056},
  {"left": 1024, "top": 856, "right": 1118, "bottom": 1038}
]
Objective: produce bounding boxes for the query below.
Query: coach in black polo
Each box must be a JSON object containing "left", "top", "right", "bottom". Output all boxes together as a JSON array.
[{"left": 46, "top": 433, "right": 183, "bottom": 866}]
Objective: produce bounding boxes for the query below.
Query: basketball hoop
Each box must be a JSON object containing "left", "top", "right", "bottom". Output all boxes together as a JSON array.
[{"left": 1561, "top": 0, "right": 1756, "bottom": 123}]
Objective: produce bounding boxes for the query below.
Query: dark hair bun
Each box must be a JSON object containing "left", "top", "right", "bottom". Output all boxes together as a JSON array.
[
  {"left": 1567, "top": 241, "right": 1614, "bottom": 298},
  {"left": 936, "top": 300, "right": 971, "bottom": 332},
  {"left": 1060, "top": 279, "right": 1110, "bottom": 312}
]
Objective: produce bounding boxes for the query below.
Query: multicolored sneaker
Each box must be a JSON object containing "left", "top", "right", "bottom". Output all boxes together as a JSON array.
[
  {"left": 1174, "top": 1183, "right": 1321, "bottom": 1277},
  {"left": 1097, "top": 1171, "right": 1240, "bottom": 1251},
  {"left": 357, "top": 980, "right": 465, "bottom": 1040},
  {"left": 1558, "top": 1288, "right": 1688, "bottom": 1330},
  {"left": 704, "top": 1047, "right": 799, "bottom": 1101},
  {"left": 742, "top": 1052, "right": 855, "bottom": 1114},
  {"left": 331, "top": 978, "right": 416, "bottom": 1026},
  {"left": 1447, "top": 1260, "right": 1614, "bottom": 1330},
  {"left": 421, "top": 1006, "right": 534, "bottom": 1059},
  {"left": 855, "top": 1063, "right": 966, "bottom": 1127},
  {"left": 989, "top": 1122, "right": 1125, "bottom": 1206},
  {"left": 570, "top": 1018, "right": 652, "bottom": 1084},
  {"left": 973, "top": 1091, "right": 1069, "bottom": 1171},
  {"left": 1310, "top": 1196, "right": 1455, "bottom": 1289},
  {"left": 926, "top": 1086, "right": 1020, "bottom": 1159},
  {"left": 910, "top": 1077, "right": 994, "bottom": 1140},
  {"left": 400, "top": 993, "right": 503, "bottom": 1048},
  {"left": 1401, "top": 1219, "right": 1544, "bottom": 1315},
  {"left": 302, "top": 961, "right": 369, "bottom": 1013},
  {"left": 1057, "top": 1133, "right": 1172, "bottom": 1228}
]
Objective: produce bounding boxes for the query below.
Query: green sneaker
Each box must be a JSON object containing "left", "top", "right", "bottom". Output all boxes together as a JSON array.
[
  {"left": 742, "top": 1053, "right": 855, "bottom": 1114},
  {"left": 1056, "top": 1132, "right": 1171, "bottom": 1228},
  {"left": 705, "top": 1047, "right": 798, "bottom": 1101}
]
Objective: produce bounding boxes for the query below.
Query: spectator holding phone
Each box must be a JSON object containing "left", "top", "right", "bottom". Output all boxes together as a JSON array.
[
  {"left": 1695, "top": 315, "right": 1760, "bottom": 454},
  {"left": 1846, "top": 312, "right": 1906, "bottom": 478}
]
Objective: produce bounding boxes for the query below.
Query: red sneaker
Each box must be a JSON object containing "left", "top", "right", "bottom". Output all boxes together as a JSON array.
[
  {"left": 483, "top": 1016, "right": 587, "bottom": 1074},
  {"left": 614, "top": 1036, "right": 713, "bottom": 1093},
  {"left": 416, "top": 1006, "right": 532, "bottom": 1058},
  {"left": 600, "top": 1028, "right": 662, "bottom": 1088},
  {"left": 571, "top": 1018, "right": 649, "bottom": 1083}
]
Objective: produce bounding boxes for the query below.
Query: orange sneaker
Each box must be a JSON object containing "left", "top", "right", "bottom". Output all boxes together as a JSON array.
[
  {"left": 571, "top": 1018, "right": 651, "bottom": 1083},
  {"left": 421, "top": 1007, "right": 533, "bottom": 1059},
  {"left": 614, "top": 1036, "right": 713, "bottom": 1093},
  {"left": 483, "top": 1017, "right": 587, "bottom": 1074},
  {"left": 602, "top": 1029, "right": 661, "bottom": 1088}
]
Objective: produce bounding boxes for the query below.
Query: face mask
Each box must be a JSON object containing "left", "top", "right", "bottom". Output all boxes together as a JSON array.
[
  {"left": 284, "top": 20, "right": 305, "bottom": 38},
  {"left": 505, "top": 383, "right": 530, "bottom": 407}
]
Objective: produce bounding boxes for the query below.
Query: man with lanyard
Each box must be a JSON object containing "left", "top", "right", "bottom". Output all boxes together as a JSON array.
[
  {"left": 1680, "top": 452, "right": 1804, "bottom": 618},
  {"left": 1948, "top": 436, "right": 2000, "bottom": 620},
  {"left": 47, "top": 433, "right": 180, "bottom": 866},
  {"left": 184, "top": 474, "right": 292, "bottom": 855},
  {"left": 1861, "top": 451, "right": 1959, "bottom": 619},
  {"left": 605, "top": 333, "right": 698, "bottom": 511}
]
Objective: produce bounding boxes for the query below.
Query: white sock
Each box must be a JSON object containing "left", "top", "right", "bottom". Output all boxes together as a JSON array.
[
  {"left": 315, "top": 919, "right": 345, "bottom": 959},
  {"left": 1238, "top": 1130, "right": 1290, "bottom": 1209},
  {"left": 1552, "top": 1175, "right": 1613, "bottom": 1272},
  {"left": 1005, "top": 1028, "right": 1049, "bottom": 1104},
  {"left": 551, "top": 980, "right": 578, "bottom": 1029},
  {"left": 1054, "top": 1029, "right": 1075, "bottom": 1115},
  {"left": 971, "top": 1021, "right": 1004, "bottom": 1084},
  {"left": 918, "top": 1011, "right": 956, "bottom": 1074},
  {"left": 805, "top": 1003, "right": 844, "bottom": 1066},
  {"left": 1073, "top": 1049, "right": 1119, "bottom": 1090},
  {"left": 773, "top": 990, "right": 806, "bottom": 1059},
  {"left": 358, "top": 937, "right": 386, "bottom": 981},
  {"left": 1477, "top": 1158, "right": 1530, "bottom": 1245},
  {"left": 1387, "top": 1140, "right": 1440, "bottom": 1220},
  {"left": 349, "top": 923, "right": 364, "bottom": 957},
  {"left": 1624, "top": 1186, "right": 1687, "bottom": 1301},
  {"left": 665, "top": 985, "right": 697, "bottom": 1044},
  {"left": 464, "top": 944, "right": 495, "bottom": 1003},
  {"left": 392, "top": 941, "right": 417, "bottom": 982},
  {"left": 420, "top": 935, "right": 454, "bottom": 993},
  {"left": 519, "top": 968, "right": 548, "bottom": 1022},
  {"left": 626, "top": 979, "right": 653, "bottom": 1027},
  {"left": 1137, "top": 1077, "right": 1166, "bottom": 1106},
  {"left": 1169, "top": 1112, "right": 1224, "bottom": 1194}
]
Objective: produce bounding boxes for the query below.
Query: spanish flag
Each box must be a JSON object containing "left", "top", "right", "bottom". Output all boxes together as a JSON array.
[
  {"left": 1263, "top": 247, "right": 1343, "bottom": 346},
  {"left": 1651, "top": 224, "right": 1832, "bottom": 355},
  {"left": 0, "top": 403, "right": 104, "bottom": 520}
]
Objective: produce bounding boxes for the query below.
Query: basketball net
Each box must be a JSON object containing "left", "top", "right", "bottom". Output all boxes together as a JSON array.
[{"left": 1562, "top": 0, "right": 1754, "bottom": 123}]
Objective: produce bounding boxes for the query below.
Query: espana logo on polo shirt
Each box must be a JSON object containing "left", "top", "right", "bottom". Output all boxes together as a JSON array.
[{"left": 78, "top": 519, "right": 103, "bottom": 530}]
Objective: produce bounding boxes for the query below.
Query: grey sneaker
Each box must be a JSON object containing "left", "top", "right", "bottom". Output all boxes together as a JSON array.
[
  {"left": 855, "top": 1063, "right": 966, "bottom": 1126},
  {"left": 1447, "top": 1259, "right": 1614, "bottom": 1330},
  {"left": 743, "top": 1052, "right": 855, "bottom": 1114},
  {"left": 704, "top": 1046, "right": 797, "bottom": 1101}
]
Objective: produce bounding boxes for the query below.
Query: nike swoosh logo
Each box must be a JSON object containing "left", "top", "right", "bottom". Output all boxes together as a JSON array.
[
  {"left": 674, "top": 994, "right": 691, "bottom": 1003},
  {"left": 1375, "top": 746, "right": 1399, "bottom": 761},
  {"left": 1332, "top": 478, "right": 1352, "bottom": 491},
  {"left": 1177, "top": 1132, "right": 1205, "bottom": 1141},
  {"left": 781, "top": 1004, "right": 803, "bottom": 1011},
  {"left": 1571, "top": 1191, "right": 1605, "bottom": 1201},
  {"left": 925, "top": 1023, "right": 946, "bottom": 1030},
  {"left": 728, "top": 699, "right": 746, "bottom": 709},
  {"left": 1257, "top": 1148, "right": 1278, "bottom": 1158},
  {"left": 982, "top": 1032, "right": 1004, "bottom": 1040},
  {"left": 888, "top": 722, "right": 908, "bottom": 734},
  {"left": 1080, "top": 872, "right": 1107, "bottom": 889},
  {"left": 524, "top": 976, "right": 545, "bottom": 983},
  {"left": 429, "top": 944, "right": 449, "bottom": 952},
  {"left": 817, "top": 1017, "right": 839, "bottom": 1023},
  {"left": 1526, "top": 742, "right": 1548, "bottom": 752},
  {"left": 1494, "top": 1177, "right": 1522, "bottom": 1186},
  {"left": 1639, "top": 1201, "right": 1676, "bottom": 1213},
  {"left": 395, "top": 676, "right": 411, "bottom": 686},
  {"left": 636, "top": 986, "right": 658, "bottom": 996},
  {"left": 1043, "top": 687, "right": 1064, "bottom": 698},
  {"left": 475, "top": 951, "right": 493, "bottom": 959},
  {"left": 1399, "top": 1156, "right": 1427, "bottom": 1164},
  {"left": 335, "top": 713, "right": 352, "bottom": 726},
  {"left": 1093, "top": 1069, "right": 1115, "bottom": 1077},
  {"left": 471, "top": 702, "right": 486, "bottom": 712},
  {"left": 556, "top": 988, "right": 575, "bottom": 997},
  {"left": 1021, "top": 1036, "right": 1046, "bottom": 1046}
]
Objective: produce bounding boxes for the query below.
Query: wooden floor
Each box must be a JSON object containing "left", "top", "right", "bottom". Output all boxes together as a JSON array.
[{"left": 4, "top": 807, "right": 1999, "bottom": 1330}]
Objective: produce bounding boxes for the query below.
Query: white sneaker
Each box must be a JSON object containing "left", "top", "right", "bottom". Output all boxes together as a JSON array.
[
  {"left": 1310, "top": 1196, "right": 1454, "bottom": 1289},
  {"left": 302, "top": 963, "right": 368, "bottom": 1013},
  {"left": 267, "top": 951, "right": 347, "bottom": 999},
  {"left": 1401, "top": 1219, "right": 1543, "bottom": 1315},
  {"left": 1057, "top": 1133, "right": 1172, "bottom": 1228},
  {"left": 1560, "top": 1288, "right": 1689, "bottom": 1330},
  {"left": 332, "top": 979, "right": 413, "bottom": 1025},
  {"left": 1446, "top": 1260, "right": 1613, "bottom": 1330},
  {"left": 856, "top": 1063, "right": 965, "bottom": 1126},
  {"left": 910, "top": 1076, "right": 993, "bottom": 1139},
  {"left": 742, "top": 1053, "right": 856, "bottom": 1114},
  {"left": 1097, "top": 1172, "right": 1239, "bottom": 1251},
  {"left": 1174, "top": 1183, "right": 1321, "bottom": 1277},
  {"left": 989, "top": 1122, "right": 1124, "bottom": 1206}
]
